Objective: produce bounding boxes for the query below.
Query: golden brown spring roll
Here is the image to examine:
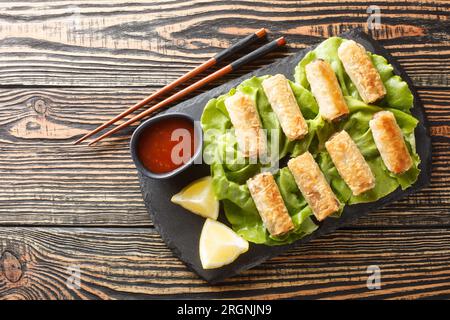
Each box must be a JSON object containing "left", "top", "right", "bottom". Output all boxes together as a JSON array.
[
  {"left": 325, "top": 130, "right": 375, "bottom": 196},
  {"left": 338, "top": 40, "right": 386, "bottom": 104},
  {"left": 305, "top": 59, "right": 349, "bottom": 121},
  {"left": 287, "top": 152, "right": 339, "bottom": 221},
  {"left": 247, "top": 172, "right": 294, "bottom": 236},
  {"left": 262, "top": 74, "right": 308, "bottom": 140},
  {"left": 224, "top": 92, "right": 267, "bottom": 158},
  {"left": 369, "top": 111, "right": 413, "bottom": 174}
]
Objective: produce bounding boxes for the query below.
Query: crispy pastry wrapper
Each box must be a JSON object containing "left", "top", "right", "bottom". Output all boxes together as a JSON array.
[
  {"left": 224, "top": 92, "right": 267, "bottom": 158},
  {"left": 262, "top": 74, "right": 308, "bottom": 140},
  {"left": 247, "top": 172, "right": 294, "bottom": 236},
  {"left": 325, "top": 130, "right": 375, "bottom": 196},
  {"left": 288, "top": 152, "right": 340, "bottom": 221},
  {"left": 305, "top": 59, "right": 349, "bottom": 121},
  {"left": 338, "top": 40, "right": 386, "bottom": 104},
  {"left": 369, "top": 111, "right": 413, "bottom": 174}
]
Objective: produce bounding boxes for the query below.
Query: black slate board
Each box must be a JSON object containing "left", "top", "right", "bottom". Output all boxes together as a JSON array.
[{"left": 137, "top": 29, "right": 432, "bottom": 284}]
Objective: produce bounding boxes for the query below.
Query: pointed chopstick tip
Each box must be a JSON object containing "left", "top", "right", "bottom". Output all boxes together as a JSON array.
[{"left": 73, "top": 137, "right": 85, "bottom": 145}]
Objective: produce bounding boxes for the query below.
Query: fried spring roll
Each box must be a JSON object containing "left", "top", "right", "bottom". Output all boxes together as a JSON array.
[
  {"left": 305, "top": 59, "right": 349, "bottom": 121},
  {"left": 325, "top": 130, "right": 375, "bottom": 196},
  {"left": 262, "top": 74, "right": 308, "bottom": 140},
  {"left": 247, "top": 172, "right": 294, "bottom": 236},
  {"left": 338, "top": 40, "right": 386, "bottom": 104},
  {"left": 369, "top": 111, "right": 413, "bottom": 174},
  {"left": 287, "top": 152, "right": 339, "bottom": 221},
  {"left": 224, "top": 92, "right": 267, "bottom": 158}
]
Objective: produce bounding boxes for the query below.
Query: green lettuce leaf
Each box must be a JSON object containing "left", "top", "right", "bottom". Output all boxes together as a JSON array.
[
  {"left": 317, "top": 97, "right": 420, "bottom": 205},
  {"left": 294, "top": 37, "right": 414, "bottom": 112},
  {"left": 201, "top": 76, "right": 321, "bottom": 245},
  {"left": 200, "top": 38, "right": 421, "bottom": 246}
]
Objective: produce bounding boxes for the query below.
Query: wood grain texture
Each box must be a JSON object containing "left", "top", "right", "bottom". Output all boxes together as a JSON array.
[
  {"left": 0, "top": 87, "right": 448, "bottom": 226},
  {"left": 0, "top": 0, "right": 449, "bottom": 299},
  {"left": 1, "top": 227, "right": 450, "bottom": 300},
  {"left": 0, "top": 1, "right": 448, "bottom": 87}
]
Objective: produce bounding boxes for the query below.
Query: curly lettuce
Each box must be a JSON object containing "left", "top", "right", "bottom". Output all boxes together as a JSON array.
[
  {"left": 201, "top": 76, "right": 321, "bottom": 245},
  {"left": 200, "top": 37, "right": 420, "bottom": 246},
  {"left": 294, "top": 37, "right": 414, "bottom": 112}
]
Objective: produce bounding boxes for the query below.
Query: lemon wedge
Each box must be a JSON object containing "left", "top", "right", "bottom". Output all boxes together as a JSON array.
[
  {"left": 171, "top": 176, "right": 219, "bottom": 220},
  {"left": 199, "top": 219, "right": 249, "bottom": 269}
]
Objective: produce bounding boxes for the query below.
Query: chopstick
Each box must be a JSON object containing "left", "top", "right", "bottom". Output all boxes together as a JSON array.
[
  {"left": 74, "top": 28, "right": 268, "bottom": 145},
  {"left": 87, "top": 37, "right": 286, "bottom": 146}
]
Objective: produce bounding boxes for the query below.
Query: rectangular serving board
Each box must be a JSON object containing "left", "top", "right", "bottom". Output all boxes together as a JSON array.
[{"left": 137, "top": 29, "right": 432, "bottom": 284}]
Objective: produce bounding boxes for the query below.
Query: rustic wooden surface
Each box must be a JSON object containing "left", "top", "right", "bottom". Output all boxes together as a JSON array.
[{"left": 0, "top": 0, "right": 449, "bottom": 300}]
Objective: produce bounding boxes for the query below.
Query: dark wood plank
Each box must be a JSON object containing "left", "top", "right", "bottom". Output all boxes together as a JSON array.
[
  {"left": 0, "top": 0, "right": 448, "bottom": 300},
  {"left": 0, "top": 87, "right": 448, "bottom": 226},
  {"left": 0, "top": 1, "right": 447, "bottom": 87},
  {"left": 1, "top": 227, "right": 450, "bottom": 299}
]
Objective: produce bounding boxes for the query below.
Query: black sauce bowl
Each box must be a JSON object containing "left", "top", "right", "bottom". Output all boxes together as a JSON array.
[{"left": 130, "top": 113, "right": 203, "bottom": 180}]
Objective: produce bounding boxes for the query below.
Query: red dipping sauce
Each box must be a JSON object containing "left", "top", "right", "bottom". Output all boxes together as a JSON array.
[{"left": 137, "top": 117, "right": 196, "bottom": 174}]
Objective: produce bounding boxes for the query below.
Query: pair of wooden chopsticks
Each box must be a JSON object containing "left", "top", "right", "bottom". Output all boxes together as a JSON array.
[{"left": 75, "top": 28, "right": 286, "bottom": 146}]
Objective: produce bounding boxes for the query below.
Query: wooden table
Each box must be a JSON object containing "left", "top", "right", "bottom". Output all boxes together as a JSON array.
[{"left": 0, "top": 0, "right": 448, "bottom": 300}]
